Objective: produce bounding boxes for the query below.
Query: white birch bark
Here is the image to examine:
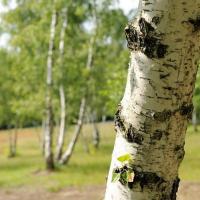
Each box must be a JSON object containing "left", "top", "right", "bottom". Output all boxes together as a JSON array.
[
  {"left": 59, "top": 98, "right": 86, "bottom": 164},
  {"left": 44, "top": 7, "right": 57, "bottom": 170},
  {"left": 59, "top": 33, "right": 95, "bottom": 164},
  {"left": 105, "top": 0, "right": 200, "bottom": 199},
  {"left": 55, "top": 8, "right": 68, "bottom": 161}
]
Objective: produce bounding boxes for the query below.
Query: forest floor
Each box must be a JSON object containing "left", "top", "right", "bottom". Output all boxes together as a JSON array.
[{"left": 0, "top": 181, "right": 199, "bottom": 200}]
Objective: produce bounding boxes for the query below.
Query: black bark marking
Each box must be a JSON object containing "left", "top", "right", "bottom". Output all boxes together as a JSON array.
[
  {"left": 157, "top": 44, "right": 168, "bottom": 58},
  {"left": 115, "top": 105, "right": 144, "bottom": 144},
  {"left": 126, "top": 125, "right": 144, "bottom": 144},
  {"left": 174, "top": 145, "right": 185, "bottom": 160},
  {"left": 132, "top": 169, "right": 166, "bottom": 191},
  {"left": 188, "top": 16, "right": 200, "bottom": 32},
  {"left": 139, "top": 18, "right": 155, "bottom": 36},
  {"left": 152, "top": 16, "right": 160, "bottom": 25},
  {"left": 114, "top": 104, "right": 126, "bottom": 132},
  {"left": 170, "top": 177, "right": 180, "bottom": 200},
  {"left": 125, "top": 18, "right": 168, "bottom": 58},
  {"left": 151, "top": 130, "right": 163, "bottom": 140},
  {"left": 152, "top": 110, "right": 172, "bottom": 122},
  {"left": 180, "top": 103, "right": 193, "bottom": 119},
  {"left": 160, "top": 73, "right": 170, "bottom": 79},
  {"left": 163, "top": 86, "right": 173, "bottom": 90}
]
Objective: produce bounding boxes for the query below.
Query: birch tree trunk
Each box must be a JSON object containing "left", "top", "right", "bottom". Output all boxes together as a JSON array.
[
  {"left": 59, "top": 0, "right": 97, "bottom": 165},
  {"left": 8, "top": 126, "right": 18, "bottom": 158},
  {"left": 44, "top": 7, "right": 57, "bottom": 170},
  {"left": 91, "top": 111, "right": 100, "bottom": 149},
  {"left": 59, "top": 34, "right": 95, "bottom": 165},
  {"left": 105, "top": 0, "right": 200, "bottom": 199},
  {"left": 55, "top": 8, "right": 68, "bottom": 161},
  {"left": 59, "top": 98, "right": 86, "bottom": 164}
]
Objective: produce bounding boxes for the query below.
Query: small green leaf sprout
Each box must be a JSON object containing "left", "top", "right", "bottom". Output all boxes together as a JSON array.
[{"left": 112, "top": 153, "right": 135, "bottom": 187}]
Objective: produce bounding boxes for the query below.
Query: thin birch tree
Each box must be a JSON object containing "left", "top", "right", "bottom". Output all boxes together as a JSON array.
[
  {"left": 44, "top": 6, "right": 57, "bottom": 170},
  {"left": 55, "top": 7, "right": 68, "bottom": 161},
  {"left": 59, "top": 0, "right": 98, "bottom": 165}
]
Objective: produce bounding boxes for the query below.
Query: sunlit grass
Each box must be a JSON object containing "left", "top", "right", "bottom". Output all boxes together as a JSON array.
[
  {"left": 0, "top": 122, "right": 199, "bottom": 191},
  {"left": 179, "top": 126, "right": 200, "bottom": 181}
]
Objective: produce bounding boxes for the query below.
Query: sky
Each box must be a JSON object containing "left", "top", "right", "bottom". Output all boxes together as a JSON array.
[
  {"left": 0, "top": 0, "right": 139, "bottom": 47},
  {"left": 117, "top": 0, "right": 139, "bottom": 15}
]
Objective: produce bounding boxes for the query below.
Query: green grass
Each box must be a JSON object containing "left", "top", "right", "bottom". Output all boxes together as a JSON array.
[
  {"left": 0, "top": 122, "right": 199, "bottom": 191},
  {"left": 179, "top": 126, "right": 200, "bottom": 181}
]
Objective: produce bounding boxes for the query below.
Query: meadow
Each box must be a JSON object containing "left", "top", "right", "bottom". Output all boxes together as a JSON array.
[{"left": 0, "top": 122, "right": 199, "bottom": 193}]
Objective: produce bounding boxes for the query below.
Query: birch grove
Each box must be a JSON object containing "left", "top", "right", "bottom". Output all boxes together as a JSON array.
[{"left": 105, "top": 0, "right": 200, "bottom": 199}]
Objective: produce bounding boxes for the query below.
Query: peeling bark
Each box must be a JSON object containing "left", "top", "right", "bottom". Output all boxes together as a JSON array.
[{"left": 105, "top": 0, "right": 200, "bottom": 199}]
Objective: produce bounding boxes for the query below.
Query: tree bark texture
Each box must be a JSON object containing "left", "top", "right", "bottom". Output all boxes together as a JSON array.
[{"left": 105, "top": 0, "right": 200, "bottom": 199}]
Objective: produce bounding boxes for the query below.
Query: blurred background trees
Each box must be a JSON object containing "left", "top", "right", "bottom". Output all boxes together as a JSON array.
[
  {"left": 0, "top": 0, "right": 132, "bottom": 167},
  {"left": 0, "top": 0, "right": 129, "bottom": 129}
]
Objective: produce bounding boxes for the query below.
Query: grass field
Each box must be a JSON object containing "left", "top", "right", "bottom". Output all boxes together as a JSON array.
[{"left": 0, "top": 122, "right": 199, "bottom": 192}]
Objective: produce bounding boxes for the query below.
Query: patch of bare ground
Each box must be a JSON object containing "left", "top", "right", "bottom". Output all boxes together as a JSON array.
[{"left": 0, "top": 182, "right": 199, "bottom": 200}]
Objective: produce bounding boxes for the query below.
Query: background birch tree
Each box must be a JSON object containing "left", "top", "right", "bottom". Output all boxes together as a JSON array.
[
  {"left": 55, "top": 7, "right": 68, "bottom": 161},
  {"left": 105, "top": 0, "right": 200, "bottom": 199},
  {"left": 44, "top": 4, "right": 57, "bottom": 170}
]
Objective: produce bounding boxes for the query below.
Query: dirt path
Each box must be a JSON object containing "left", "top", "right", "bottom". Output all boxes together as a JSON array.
[{"left": 0, "top": 182, "right": 199, "bottom": 200}]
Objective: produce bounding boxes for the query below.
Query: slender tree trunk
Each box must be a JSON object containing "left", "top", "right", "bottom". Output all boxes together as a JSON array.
[
  {"left": 91, "top": 112, "right": 100, "bottom": 149},
  {"left": 41, "top": 118, "right": 45, "bottom": 155},
  {"left": 59, "top": 0, "right": 97, "bottom": 164},
  {"left": 44, "top": 7, "right": 57, "bottom": 170},
  {"left": 8, "top": 127, "right": 18, "bottom": 158},
  {"left": 59, "top": 98, "right": 86, "bottom": 164},
  {"left": 58, "top": 34, "right": 94, "bottom": 164},
  {"left": 55, "top": 8, "right": 68, "bottom": 161},
  {"left": 80, "top": 111, "right": 90, "bottom": 153},
  {"left": 105, "top": 1, "right": 200, "bottom": 199},
  {"left": 80, "top": 129, "right": 90, "bottom": 153},
  {"left": 56, "top": 85, "right": 66, "bottom": 160},
  {"left": 93, "top": 121, "right": 100, "bottom": 149},
  {"left": 102, "top": 115, "right": 106, "bottom": 122},
  {"left": 192, "top": 107, "right": 198, "bottom": 132}
]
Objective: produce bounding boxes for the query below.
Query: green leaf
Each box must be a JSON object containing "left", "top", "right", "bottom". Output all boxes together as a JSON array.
[
  {"left": 117, "top": 153, "right": 132, "bottom": 163},
  {"left": 112, "top": 172, "right": 120, "bottom": 182},
  {"left": 120, "top": 171, "right": 128, "bottom": 185}
]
